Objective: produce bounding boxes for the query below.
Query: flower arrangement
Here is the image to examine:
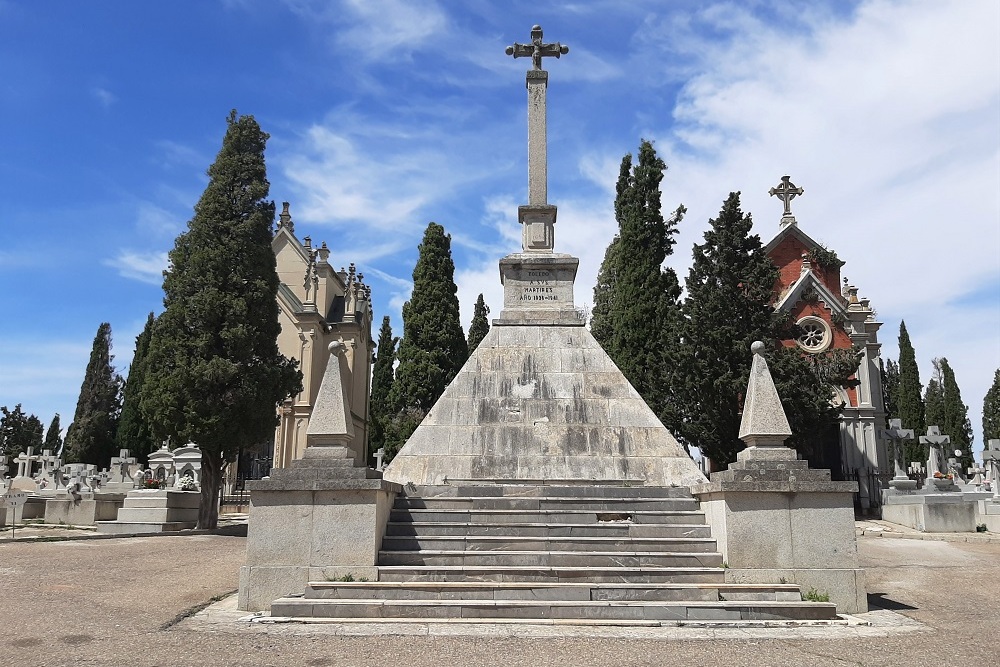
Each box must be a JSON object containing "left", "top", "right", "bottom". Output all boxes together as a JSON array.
[
  {"left": 141, "top": 477, "right": 164, "bottom": 490},
  {"left": 177, "top": 475, "right": 198, "bottom": 491},
  {"left": 932, "top": 471, "right": 953, "bottom": 480}
]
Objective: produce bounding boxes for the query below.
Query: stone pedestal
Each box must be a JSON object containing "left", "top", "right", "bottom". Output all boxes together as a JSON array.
[
  {"left": 881, "top": 493, "right": 977, "bottom": 532},
  {"left": 44, "top": 493, "right": 127, "bottom": 526},
  {"left": 692, "top": 447, "right": 866, "bottom": 614},
  {"left": 238, "top": 446, "right": 400, "bottom": 612},
  {"left": 95, "top": 489, "right": 200, "bottom": 534},
  {"left": 496, "top": 253, "right": 582, "bottom": 326}
]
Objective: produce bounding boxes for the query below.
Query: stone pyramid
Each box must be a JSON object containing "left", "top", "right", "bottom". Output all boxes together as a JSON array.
[{"left": 383, "top": 30, "right": 703, "bottom": 488}]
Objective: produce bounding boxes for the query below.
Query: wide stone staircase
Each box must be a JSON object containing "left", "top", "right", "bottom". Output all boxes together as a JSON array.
[{"left": 270, "top": 484, "right": 838, "bottom": 624}]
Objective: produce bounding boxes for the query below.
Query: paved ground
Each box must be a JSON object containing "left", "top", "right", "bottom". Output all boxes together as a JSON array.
[{"left": 2, "top": 529, "right": 998, "bottom": 667}]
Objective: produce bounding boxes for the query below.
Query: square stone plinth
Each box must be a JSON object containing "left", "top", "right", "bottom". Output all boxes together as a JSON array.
[{"left": 881, "top": 493, "right": 978, "bottom": 532}]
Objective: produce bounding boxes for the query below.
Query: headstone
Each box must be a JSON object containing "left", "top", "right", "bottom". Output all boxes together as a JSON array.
[
  {"left": 33, "top": 450, "right": 63, "bottom": 493},
  {"left": 982, "top": 439, "right": 1000, "bottom": 500},
  {"left": 109, "top": 449, "right": 137, "bottom": 485},
  {"left": 375, "top": 447, "right": 385, "bottom": 472},
  {"left": 148, "top": 444, "right": 174, "bottom": 483},
  {"left": 63, "top": 463, "right": 93, "bottom": 499},
  {"left": 171, "top": 444, "right": 202, "bottom": 488},
  {"left": 881, "top": 419, "right": 917, "bottom": 491},
  {"left": 9, "top": 447, "right": 40, "bottom": 492},
  {"left": 919, "top": 426, "right": 955, "bottom": 491}
]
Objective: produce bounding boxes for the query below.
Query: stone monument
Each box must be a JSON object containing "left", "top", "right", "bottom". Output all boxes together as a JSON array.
[
  {"left": 882, "top": 419, "right": 917, "bottom": 491},
  {"left": 383, "top": 25, "right": 704, "bottom": 489},
  {"left": 691, "top": 342, "right": 866, "bottom": 613}
]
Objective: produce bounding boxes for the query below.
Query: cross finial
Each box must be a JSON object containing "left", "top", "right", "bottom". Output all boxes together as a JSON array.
[
  {"left": 506, "top": 25, "right": 568, "bottom": 71},
  {"left": 769, "top": 175, "right": 804, "bottom": 225}
]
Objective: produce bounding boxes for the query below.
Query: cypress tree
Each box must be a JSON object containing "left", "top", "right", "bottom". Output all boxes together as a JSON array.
[
  {"left": 924, "top": 362, "right": 945, "bottom": 433},
  {"left": 672, "top": 192, "right": 853, "bottom": 467},
  {"left": 0, "top": 405, "right": 44, "bottom": 469},
  {"left": 369, "top": 316, "right": 397, "bottom": 463},
  {"left": 64, "top": 322, "right": 123, "bottom": 468},
  {"left": 591, "top": 140, "right": 684, "bottom": 426},
  {"left": 896, "top": 321, "right": 926, "bottom": 462},
  {"left": 44, "top": 414, "right": 63, "bottom": 455},
  {"left": 385, "top": 223, "right": 468, "bottom": 456},
  {"left": 116, "top": 312, "right": 158, "bottom": 463},
  {"left": 882, "top": 358, "right": 900, "bottom": 422},
  {"left": 467, "top": 294, "right": 491, "bottom": 354},
  {"left": 141, "top": 111, "right": 301, "bottom": 529},
  {"left": 938, "top": 358, "right": 973, "bottom": 470},
  {"left": 983, "top": 369, "right": 1000, "bottom": 442}
]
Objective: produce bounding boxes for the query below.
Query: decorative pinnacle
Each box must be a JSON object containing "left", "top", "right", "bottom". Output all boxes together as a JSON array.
[
  {"left": 739, "top": 340, "right": 792, "bottom": 447},
  {"left": 769, "top": 175, "right": 804, "bottom": 224},
  {"left": 506, "top": 25, "right": 568, "bottom": 70}
]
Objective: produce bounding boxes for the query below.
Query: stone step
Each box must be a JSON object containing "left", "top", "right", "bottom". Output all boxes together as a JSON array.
[
  {"left": 396, "top": 497, "right": 699, "bottom": 511},
  {"left": 376, "top": 565, "right": 725, "bottom": 584},
  {"left": 389, "top": 509, "right": 706, "bottom": 525},
  {"left": 380, "top": 535, "right": 718, "bottom": 553},
  {"left": 377, "top": 550, "right": 724, "bottom": 568},
  {"left": 410, "top": 485, "right": 694, "bottom": 499},
  {"left": 270, "top": 598, "right": 838, "bottom": 622},
  {"left": 384, "top": 522, "right": 712, "bottom": 538},
  {"left": 115, "top": 507, "right": 199, "bottom": 523},
  {"left": 305, "top": 581, "right": 803, "bottom": 603}
]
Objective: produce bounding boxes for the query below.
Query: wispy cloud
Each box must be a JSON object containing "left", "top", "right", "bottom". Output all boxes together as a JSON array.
[
  {"left": 91, "top": 86, "right": 117, "bottom": 108},
  {"left": 104, "top": 250, "right": 168, "bottom": 285}
]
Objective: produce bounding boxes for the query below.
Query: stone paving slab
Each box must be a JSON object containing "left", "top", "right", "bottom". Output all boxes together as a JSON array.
[{"left": 856, "top": 519, "right": 1000, "bottom": 543}]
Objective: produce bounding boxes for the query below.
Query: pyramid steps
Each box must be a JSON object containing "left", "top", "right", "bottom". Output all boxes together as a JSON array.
[{"left": 270, "top": 485, "right": 838, "bottom": 624}]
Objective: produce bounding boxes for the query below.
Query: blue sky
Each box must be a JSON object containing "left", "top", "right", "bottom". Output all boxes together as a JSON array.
[{"left": 1, "top": 0, "right": 997, "bottom": 457}]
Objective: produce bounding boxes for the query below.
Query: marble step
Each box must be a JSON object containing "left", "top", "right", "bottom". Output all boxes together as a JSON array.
[
  {"left": 389, "top": 509, "right": 706, "bottom": 525},
  {"left": 396, "top": 496, "right": 700, "bottom": 511},
  {"left": 377, "top": 549, "right": 724, "bottom": 568},
  {"left": 380, "top": 535, "right": 718, "bottom": 553},
  {"left": 304, "top": 581, "right": 804, "bottom": 603},
  {"left": 384, "top": 522, "right": 712, "bottom": 538},
  {"left": 270, "top": 598, "right": 838, "bottom": 622}
]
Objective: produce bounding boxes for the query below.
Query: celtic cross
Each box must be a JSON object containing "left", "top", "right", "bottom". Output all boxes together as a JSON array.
[{"left": 769, "top": 175, "right": 804, "bottom": 223}]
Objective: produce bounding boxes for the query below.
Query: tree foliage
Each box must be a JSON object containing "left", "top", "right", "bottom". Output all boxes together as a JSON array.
[
  {"left": 368, "top": 316, "right": 397, "bottom": 464},
  {"left": 44, "top": 413, "right": 63, "bottom": 454},
  {"left": 64, "top": 322, "right": 123, "bottom": 468},
  {"left": 141, "top": 110, "right": 301, "bottom": 528},
  {"left": 1, "top": 404, "right": 44, "bottom": 475},
  {"left": 669, "top": 192, "right": 851, "bottom": 467},
  {"left": 467, "top": 293, "right": 491, "bottom": 354},
  {"left": 591, "top": 140, "right": 684, "bottom": 426},
  {"left": 116, "top": 312, "right": 158, "bottom": 463},
  {"left": 385, "top": 223, "right": 468, "bottom": 459},
  {"left": 882, "top": 358, "right": 900, "bottom": 422},
  {"left": 983, "top": 369, "right": 1000, "bottom": 443},
  {"left": 932, "top": 358, "right": 973, "bottom": 471},
  {"left": 896, "top": 321, "right": 926, "bottom": 463}
]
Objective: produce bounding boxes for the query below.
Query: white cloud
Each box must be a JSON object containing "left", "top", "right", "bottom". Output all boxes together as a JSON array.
[
  {"left": 104, "top": 250, "right": 168, "bottom": 285},
  {"left": 91, "top": 86, "right": 116, "bottom": 108},
  {"left": 0, "top": 339, "right": 92, "bottom": 425}
]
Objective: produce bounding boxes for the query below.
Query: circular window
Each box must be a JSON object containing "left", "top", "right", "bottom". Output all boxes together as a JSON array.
[{"left": 796, "top": 315, "right": 832, "bottom": 353}]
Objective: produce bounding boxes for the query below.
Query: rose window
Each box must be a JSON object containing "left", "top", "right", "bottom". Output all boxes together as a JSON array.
[{"left": 795, "top": 316, "right": 832, "bottom": 353}]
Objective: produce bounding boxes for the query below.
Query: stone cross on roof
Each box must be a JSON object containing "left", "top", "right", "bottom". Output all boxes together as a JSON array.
[
  {"left": 506, "top": 25, "right": 569, "bottom": 252},
  {"left": 768, "top": 175, "right": 804, "bottom": 226}
]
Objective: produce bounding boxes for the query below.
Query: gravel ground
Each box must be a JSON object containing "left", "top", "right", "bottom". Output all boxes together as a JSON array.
[{"left": 2, "top": 532, "right": 997, "bottom": 667}]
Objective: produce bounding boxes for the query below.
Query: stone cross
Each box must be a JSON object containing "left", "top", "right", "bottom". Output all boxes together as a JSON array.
[
  {"left": 982, "top": 439, "right": 1000, "bottom": 499},
  {"left": 14, "top": 447, "right": 37, "bottom": 479},
  {"left": 919, "top": 425, "right": 950, "bottom": 477},
  {"left": 967, "top": 463, "right": 986, "bottom": 488},
  {"left": 881, "top": 419, "right": 916, "bottom": 490},
  {"left": 768, "top": 175, "right": 804, "bottom": 224},
  {"left": 375, "top": 447, "right": 385, "bottom": 472},
  {"left": 506, "top": 25, "right": 569, "bottom": 252},
  {"left": 110, "top": 449, "right": 137, "bottom": 482}
]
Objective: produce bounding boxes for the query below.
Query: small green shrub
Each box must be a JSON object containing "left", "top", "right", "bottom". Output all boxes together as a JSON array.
[
  {"left": 976, "top": 523, "right": 988, "bottom": 533},
  {"left": 802, "top": 587, "right": 830, "bottom": 602}
]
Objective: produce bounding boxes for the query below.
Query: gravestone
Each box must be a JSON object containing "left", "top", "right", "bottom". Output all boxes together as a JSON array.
[
  {"left": 984, "top": 440, "right": 1000, "bottom": 498},
  {"left": 108, "top": 449, "right": 137, "bottom": 485},
  {"left": 148, "top": 445, "right": 174, "bottom": 484},
  {"left": 881, "top": 419, "right": 916, "bottom": 491},
  {"left": 9, "top": 447, "right": 39, "bottom": 492},
  {"left": 920, "top": 426, "right": 957, "bottom": 491},
  {"left": 171, "top": 445, "right": 202, "bottom": 488}
]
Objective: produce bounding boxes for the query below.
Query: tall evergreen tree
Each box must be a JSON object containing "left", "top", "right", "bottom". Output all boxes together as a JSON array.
[
  {"left": 44, "top": 414, "right": 63, "bottom": 454},
  {"left": 0, "top": 405, "right": 44, "bottom": 473},
  {"left": 64, "top": 322, "right": 123, "bottom": 468},
  {"left": 938, "top": 357, "right": 973, "bottom": 470},
  {"left": 591, "top": 140, "right": 684, "bottom": 425},
  {"left": 368, "top": 316, "right": 397, "bottom": 463},
  {"left": 141, "top": 111, "right": 301, "bottom": 529},
  {"left": 896, "top": 321, "right": 926, "bottom": 463},
  {"left": 924, "top": 365, "right": 945, "bottom": 432},
  {"left": 467, "top": 293, "right": 491, "bottom": 353},
  {"left": 882, "top": 358, "right": 900, "bottom": 422},
  {"left": 983, "top": 369, "right": 1000, "bottom": 443},
  {"left": 116, "top": 312, "right": 158, "bottom": 463},
  {"left": 671, "top": 192, "right": 854, "bottom": 467},
  {"left": 385, "top": 223, "right": 468, "bottom": 458}
]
